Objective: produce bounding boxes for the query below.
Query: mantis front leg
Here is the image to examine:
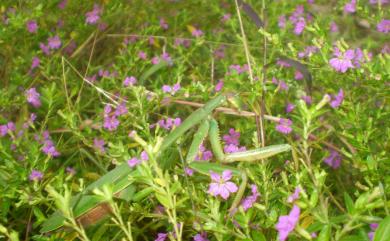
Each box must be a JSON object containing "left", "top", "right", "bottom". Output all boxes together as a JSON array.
[{"left": 187, "top": 118, "right": 290, "bottom": 213}]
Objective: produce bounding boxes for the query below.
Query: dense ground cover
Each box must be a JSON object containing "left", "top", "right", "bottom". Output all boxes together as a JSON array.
[{"left": 0, "top": 0, "right": 389, "bottom": 240}]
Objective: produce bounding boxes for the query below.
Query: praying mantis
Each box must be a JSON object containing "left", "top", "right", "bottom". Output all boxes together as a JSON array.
[{"left": 41, "top": 94, "right": 291, "bottom": 233}]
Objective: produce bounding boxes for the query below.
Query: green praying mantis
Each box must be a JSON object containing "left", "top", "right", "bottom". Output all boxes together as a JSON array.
[{"left": 41, "top": 94, "right": 291, "bottom": 233}]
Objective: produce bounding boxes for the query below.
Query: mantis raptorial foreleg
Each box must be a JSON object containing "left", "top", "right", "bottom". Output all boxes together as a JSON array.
[{"left": 185, "top": 116, "right": 291, "bottom": 213}]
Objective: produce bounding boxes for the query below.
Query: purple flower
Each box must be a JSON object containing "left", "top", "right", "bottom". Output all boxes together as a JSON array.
[
  {"left": 377, "top": 19, "right": 390, "bottom": 33},
  {"left": 241, "top": 184, "right": 260, "bottom": 211},
  {"left": 278, "top": 15, "right": 287, "bottom": 28},
  {"left": 324, "top": 150, "right": 341, "bottom": 169},
  {"left": 94, "top": 138, "right": 105, "bottom": 153},
  {"left": 66, "top": 166, "right": 76, "bottom": 175},
  {"left": 29, "top": 170, "right": 43, "bottom": 181},
  {"left": 301, "top": 95, "right": 312, "bottom": 104},
  {"left": 42, "top": 140, "right": 60, "bottom": 157},
  {"left": 58, "top": 0, "right": 68, "bottom": 9},
  {"left": 276, "top": 118, "right": 292, "bottom": 134},
  {"left": 368, "top": 223, "right": 379, "bottom": 240},
  {"left": 222, "top": 13, "right": 231, "bottom": 22},
  {"left": 114, "top": 102, "right": 128, "bottom": 116},
  {"left": 138, "top": 51, "right": 147, "bottom": 60},
  {"left": 185, "top": 167, "right": 194, "bottom": 176},
  {"left": 86, "top": 5, "right": 101, "bottom": 24},
  {"left": 26, "top": 88, "right": 41, "bottom": 107},
  {"left": 155, "top": 233, "right": 168, "bottom": 241},
  {"left": 26, "top": 20, "right": 38, "bottom": 33},
  {"left": 30, "top": 57, "right": 40, "bottom": 70},
  {"left": 295, "top": 70, "right": 304, "bottom": 80},
  {"left": 330, "top": 89, "right": 344, "bottom": 108},
  {"left": 208, "top": 170, "right": 238, "bottom": 199},
  {"left": 39, "top": 43, "right": 50, "bottom": 55},
  {"left": 287, "top": 187, "right": 301, "bottom": 203},
  {"left": 0, "top": 122, "right": 14, "bottom": 137},
  {"left": 151, "top": 56, "right": 160, "bottom": 65},
  {"left": 215, "top": 80, "right": 224, "bottom": 92},
  {"left": 294, "top": 17, "right": 306, "bottom": 35},
  {"left": 286, "top": 103, "right": 295, "bottom": 113},
  {"left": 191, "top": 28, "right": 204, "bottom": 37},
  {"left": 140, "top": 151, "right": 149, "bottom": 161},
  {"left": 330, "top": 21, "right": 339, "bottom": 32},
  {"left": 103, "top": 116, "right": 119, "bottom": 131},
  {"left": 223, "top": 128, "right": 240, "bottom": 146},
  {"left": 48, "top": 35, "right": 61, "bottom": 49},
  {"left": 329, "top": 48, "right": 355, "bottom": 73},
  {"left": 224, "top": 144, "right": 246, "bottom": 154},
  {"left": 159, "top": 18, "right": 168, "bottom": 30},
  {"left": 344, "top": 0, "right": 356, "bottom": 13},
  {"left": 194, "top": 233, "right": 210, "bottom": 241},
  {"left": 276, "top": 205, "right": 301, "bottom": 241},
  {"left": 127, "top": 157, "right": 141, "bottom": 167}
]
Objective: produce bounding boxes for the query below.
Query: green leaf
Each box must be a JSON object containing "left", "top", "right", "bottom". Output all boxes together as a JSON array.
[
  {"left": 189, "top": 162, "right": 241, "bottom": 176},
  {"left": 340, "top": 235, "right": 367, "bottom": 241},
  {"left": 344, "top": 192, "right": 355, "bottom": 214},
  {"left": 317, "top": 225, "right": 331, "bottom": 241},
  {"left": 251, "top": 230, "right": 267, "bottom": 241},
  {"left": 139, "top": 61, "right": 168, "bottom": 85},
  {"left": 373, "top": 216, "right": 390, "bottom": 241}
]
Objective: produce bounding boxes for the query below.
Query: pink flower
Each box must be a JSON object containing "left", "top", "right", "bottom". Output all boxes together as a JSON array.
[
  {"left": 287, "top": 187, "right": 301, "bottom": 203},
  {"left": 42, "top": 140, "right": 60, "bottom": 157},
  {"left": 344, "top": 0, "right": 356, "bottom": 13},
  {"left": 222, "top": 13, "right": 231, "bottom": 22},
  {"left": 159, "top": 18, "right": 168, "bottom": 30},
  {"left": 185, "top": 167, "right": 194, "bottom": 176},
  {"left": 114, "top": 102, "right": 128, "bottom": 116},
  {"left": 191, "top": 28, "right": 204, "bottom": 37},
  {"left": 241, "top": 184, "right": 260, "bottom": 211},
  {"left": 330, "top": 89, "right": 344, "bottom": 108},
  {"left": 286, "top": 103, "right": 295, "bottom": 113},
  {"left": 30, "top": 57, "right": 40, "bottom": 70},
  {"left": 278, "top": 15, "right": 287, "bottom": 28},
  {"left": 215, "top": 80, "right": 224, "bottom": 92},
  {"left": 26, "top": 88, "right": 41, "bottom": 107},
  {"left": 29, "top": 170, "right": 43, "bottom": 181},
  {"left": 295, "top": 71, "right": 304, "bottom": 80},
  {"left": 138, "top": 51, "right": 147, "bottom": 60},
  {"left": 140, "top": 151, "right": 149, "bottom": 161},
  {"left": 86, "top": 5, "right": 101, "bottom": 24},
  {"left": 223, "top": 128, "right": 240, "bottom": 146},
  {"left": 329, "top": 48, "right": 355, "bottom": 73},
  {"left": 26, "top": 20, "right": 38, "bottom": 33},
  {"left": 66, "top": 166, "right": 76, "bottom": 175},
  {"left": 368, "top": 223, "right": 379, "bottom": 240},
  {"left": 294, "top": 17, "right": 306, "bottom": 35},
  {"left": 377, "top": 19, "right": 390, "bottom": 33},
  {"left": 155, "top": 233, "right": 168, "bottom": 241},
  {"left": 47, "top": 35, "right": 61, "bottom": 49},
  {"left": 330, "top": 21, "right": 339, "bottom": 32},
  {"left": 276, "top": 118, "right": 292, "bottom": 134},
  {"left": 194, "top": 233, "right": 209, "bottom": 241},
  {"left": 39, "top": 43, "right": 50, "bottom": 55},
  {"left": 276, "top": 205, "right": 301, "bottom": 241},
  {"left": 127, "top": 157, "right": 141, "bottom": 167},
  {"left": 208, "top": 170, "right": 238, "bottom": 199},
  {"left": 94, "top": 138, "right": 105, "bottom": 153},
  {"left": 324, "top": 150, "right": 341, "bottom": 169},
  {"left": 103, "top": 116, "right": 119, "bottom": 131},
  {"left": 58, "top": 0, "right": 68, "bottom": 9}
]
